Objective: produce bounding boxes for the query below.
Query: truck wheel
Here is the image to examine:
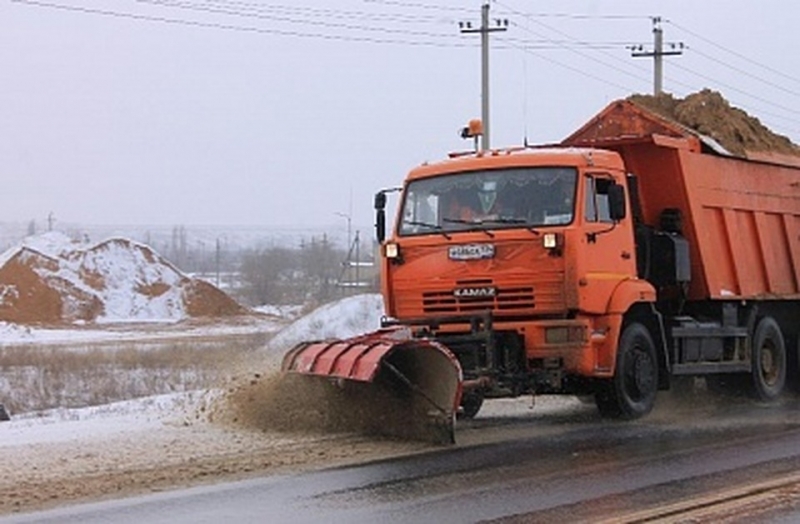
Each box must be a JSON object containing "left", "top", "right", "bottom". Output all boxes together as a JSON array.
[
  {"left": 595, "top": 322, "right": 658, "bottom": 419},
  {"left": 458, "top": 390, "right": 484, "bottom": 419},
  {"left": 751, "top": 316, "right": 786, "bottom": 401}
]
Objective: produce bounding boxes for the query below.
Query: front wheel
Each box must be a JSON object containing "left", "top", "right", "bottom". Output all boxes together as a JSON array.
[
  {"left": 457, "top": 390, "right": 484, "bottom": 419},
  {"left": 596, "top": 322, "right": 658, "bottom": 420}
]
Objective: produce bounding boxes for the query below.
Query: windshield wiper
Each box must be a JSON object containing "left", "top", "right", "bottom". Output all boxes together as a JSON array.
[
  {"left": 442, "top": 217, "right": 494, "bottom": 238},
  {"left": 481, "top": 217, "right": 527, "bottom": 224},
  {"left": 480, "top": 217, "right": 541, "bottom": 236},
  {"left": 404, "top": 220, "right": 451, "bottom": 239},
  {"left": 444, "top": 216, "right": 539, "bottom": 237}
]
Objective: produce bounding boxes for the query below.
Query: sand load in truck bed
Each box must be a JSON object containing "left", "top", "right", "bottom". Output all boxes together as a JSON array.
[{"left": 627, "top": 89, "right": 800, "bottom": 160}]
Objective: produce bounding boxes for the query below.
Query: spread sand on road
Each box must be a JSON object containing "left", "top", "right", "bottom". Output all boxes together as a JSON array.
[{"left": 0, "top": 390, "right": 431, "bottom": 516}]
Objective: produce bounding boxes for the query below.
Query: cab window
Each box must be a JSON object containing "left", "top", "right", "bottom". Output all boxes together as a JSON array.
[{"left": 584, "top": 175, "right": 613, "bottom": 223}]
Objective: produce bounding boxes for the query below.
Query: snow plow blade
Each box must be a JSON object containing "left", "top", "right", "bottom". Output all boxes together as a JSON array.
[{"left": 281, "top": 328, "right": 462, "bottom": 444}]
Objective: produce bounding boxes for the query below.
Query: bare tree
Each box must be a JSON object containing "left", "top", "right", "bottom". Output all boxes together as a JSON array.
[{"left": 239, "top": 246, "right": 298, "bottom": 305}]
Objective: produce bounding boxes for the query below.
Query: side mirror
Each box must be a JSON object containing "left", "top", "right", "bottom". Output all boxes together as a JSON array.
[
  {"left": 374, "top": 192, "right": 387, "bottom": 243},
  {"left": 608, "top": 182, "right": 627, "bottom": 221}
]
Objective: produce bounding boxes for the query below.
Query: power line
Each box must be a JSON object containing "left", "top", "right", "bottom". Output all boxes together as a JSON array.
[
  {"left": 665, "top": 19, "right": 800, "bottom": 86},
  {"left": 499, "top": 36, "right": 637, "bottom": 93},
  {"left": 494, "top": 12, "right": 650, "bottom": 21},
  {"left": 130, "top": 0, "right": 464, "bottom": 40},
  {"left": 669, "top": 60, "right": 800, "bottom": 117},
  {"left": 492, "top": 4, "right": 800, "bottom": 138},
  {"left": 495, "top": 2, "right": 800, "bottom": 133},
  {"left": 361, "top": 0, "right": 472, "bottom": 14},
  {"left": 687, "top": 46, "right": 800, "bottom": 99},
  {"left": 169, "top": 0, "right": 458, "bottom": 24},
  {"left": 9, "top": 0, "right": 475, "bottom": 47},
  {"left": 501, "top": 20, "right": 652, "bottom": 89},
  {"left": 499, "top": 37, "right": 642, "bottom": 49}
]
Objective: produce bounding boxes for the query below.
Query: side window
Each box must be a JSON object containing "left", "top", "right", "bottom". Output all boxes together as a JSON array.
[
  {"left": 401, "top": 190, "right": 438, "bottom": 234},
  {"left": 584, "top": 175, "right": 613, "bottom": 223}
]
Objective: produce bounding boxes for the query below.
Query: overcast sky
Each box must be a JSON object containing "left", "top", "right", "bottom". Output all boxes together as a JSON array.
[{"left": 2, "top": 0, "right": 798, "bottom": 231}]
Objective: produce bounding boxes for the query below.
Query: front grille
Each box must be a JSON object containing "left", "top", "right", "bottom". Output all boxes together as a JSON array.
[{"left": 423, "top": 282, "right": 535, "bottom": 314}]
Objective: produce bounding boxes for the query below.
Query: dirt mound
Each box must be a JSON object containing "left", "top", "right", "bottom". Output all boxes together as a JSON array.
[
  {"left": 628, "top": 89, "right": 800, "bottom": 157},
  {"left": 0, "top": 232, "right": 245, "bottom": 324}
]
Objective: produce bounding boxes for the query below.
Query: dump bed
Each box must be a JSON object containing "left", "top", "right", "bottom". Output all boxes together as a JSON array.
[{"left": 564, "top": 100, "right": 800, "bottom": 301}]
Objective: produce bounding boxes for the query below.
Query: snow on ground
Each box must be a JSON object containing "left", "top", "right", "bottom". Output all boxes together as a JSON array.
[
  {"left": 0, "top": 392, "right": 214, "bottom": 447},
  {"left": 0, "top": 293, "right": 383, "bottom": 421},
  {"left": 253, "top": 304, "right": 304, "bottom": 320},
  {"left": 0, "top": 294, "right": 379, "bottom": 348},
  {"left": 264, "top": 294, "right": 384, "bottom": 355},
  {"left": 0, "top": 316, "right": 282, "bottom": 347},
  {"left": 0, "top": 293, "right": 411, "bottom": 514}
]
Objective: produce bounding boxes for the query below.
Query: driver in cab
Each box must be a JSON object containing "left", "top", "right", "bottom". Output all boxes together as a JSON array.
[{"left": 448, "top": 181, "right": 507, "bottom": 223}]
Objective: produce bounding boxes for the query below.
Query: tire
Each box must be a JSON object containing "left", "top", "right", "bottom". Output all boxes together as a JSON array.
[
  {"left": 595, "top": 322, "right": 658, "bottom": 420},
  {"left": 751, "top": 316, "right": 786, "bottom": 401},
  {"left": 458, "top": 390, "right": 484, "bottom": 419}
]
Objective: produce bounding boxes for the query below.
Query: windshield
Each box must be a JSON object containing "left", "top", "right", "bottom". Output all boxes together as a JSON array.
[{"left": 398, "top": 167, "right": 577, "bottom": 236}]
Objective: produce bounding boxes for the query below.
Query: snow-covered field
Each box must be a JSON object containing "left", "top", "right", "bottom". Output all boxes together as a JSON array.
[
  {"left": 0, "top": 293, "right": 409, "bottom": 515},
  {"left": 0, "top": 293, "right": 383, "bottom": 412}
]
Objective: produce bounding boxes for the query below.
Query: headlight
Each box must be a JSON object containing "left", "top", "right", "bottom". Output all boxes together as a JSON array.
[
  {"left": 384, "top": 243, "right": 400, "bottom": 259},
  {"left": 543, "top": 233, "right": 558, "bottom": 249}
]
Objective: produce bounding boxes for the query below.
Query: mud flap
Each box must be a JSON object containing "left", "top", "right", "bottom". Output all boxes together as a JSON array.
[{"left": 282, "top": 328, "right": 462, "bottom": 444}]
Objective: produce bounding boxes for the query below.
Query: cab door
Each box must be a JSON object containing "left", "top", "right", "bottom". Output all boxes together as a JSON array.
[{"left": 578, "top": 173, "right": 637, "bottom": 313}]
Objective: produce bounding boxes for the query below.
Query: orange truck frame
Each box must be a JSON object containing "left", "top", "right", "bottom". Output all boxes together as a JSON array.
[{"left": 373, "top": 100, "right": 800, "bottom": 420}]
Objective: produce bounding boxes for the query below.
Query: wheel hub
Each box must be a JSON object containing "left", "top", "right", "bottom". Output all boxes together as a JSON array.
[{"left": 761, "top": 342, "right": 777, "bottom": 385}]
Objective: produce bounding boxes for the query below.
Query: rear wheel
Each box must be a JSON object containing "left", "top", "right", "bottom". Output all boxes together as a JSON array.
[
  {"left": 596, "top": 322, "right": 658, "bottom": 419},
  {"left": 751, "top": 316, "right": 786, "bottom": 401}
]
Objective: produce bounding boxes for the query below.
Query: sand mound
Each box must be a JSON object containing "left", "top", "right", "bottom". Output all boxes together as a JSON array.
[
  {"left": 0, "top": 232, "right": 245, "bottom": 324},
  {"left": 628, "top": 89, "right": 800, "bottom": 157}
]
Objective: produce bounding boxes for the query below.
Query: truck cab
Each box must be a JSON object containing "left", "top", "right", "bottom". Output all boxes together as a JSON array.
[{"left": 377, "top": 146, "right": 659, "bottom": 417}]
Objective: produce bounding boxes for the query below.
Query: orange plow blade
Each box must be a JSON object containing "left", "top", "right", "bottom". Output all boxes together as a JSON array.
[{"left": 282, "top": 328, "right": 463, "bottom": 444}]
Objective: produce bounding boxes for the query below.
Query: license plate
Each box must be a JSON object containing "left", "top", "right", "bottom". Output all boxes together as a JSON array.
[{"left": 448, "top": 244, "right": 495, "bottom": 260}]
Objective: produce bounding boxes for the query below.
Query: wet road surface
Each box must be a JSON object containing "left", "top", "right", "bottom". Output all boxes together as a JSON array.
[{"left": 4, "top": 392, "right": 800, "bottom": 523}]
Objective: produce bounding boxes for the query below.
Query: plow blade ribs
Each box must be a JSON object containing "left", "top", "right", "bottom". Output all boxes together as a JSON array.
[{"left": 282, "top": 328, "right": 463, "bottom": 444}]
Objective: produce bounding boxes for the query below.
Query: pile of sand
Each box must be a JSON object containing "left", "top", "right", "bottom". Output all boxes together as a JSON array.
[
  {"left": 628, "top": 89, "right": 800, "bottom": 158},
  {"left": 0, "top": 232, "right": 245, "bottom": 324}
]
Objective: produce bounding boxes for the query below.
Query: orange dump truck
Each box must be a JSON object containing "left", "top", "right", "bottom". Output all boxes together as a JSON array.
[{"left": 283, "top": 100, "right": 800, "bottom": 442}]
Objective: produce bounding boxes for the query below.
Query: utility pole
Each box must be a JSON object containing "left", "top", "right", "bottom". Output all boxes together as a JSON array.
[
  {"left": 629, "top": 17, "right": 684, "bottom": 95},
  {"left": 215, "top": 237, "right": 221, "bottom": 287},
  {"left": 354, "top": 230, "right": 360, "bottom": 290},
  {"left": 460, "top": 1, "right": 508, "bottom": 151},
  {"left": 335, "top": 211, "right": 352, "bottom": 291}
]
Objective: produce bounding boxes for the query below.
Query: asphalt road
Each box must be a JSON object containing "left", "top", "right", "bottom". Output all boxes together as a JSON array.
[{"left": 5, "top": 391, "right": 800, "bottom": 523}]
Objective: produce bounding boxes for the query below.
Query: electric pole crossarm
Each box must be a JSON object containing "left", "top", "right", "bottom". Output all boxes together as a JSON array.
[
  {"left": 629, "top": 16, "right": 684, "bottom": 95},
  {"left": 459, "top": 2, "right": 508, "bottom": 151}
]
